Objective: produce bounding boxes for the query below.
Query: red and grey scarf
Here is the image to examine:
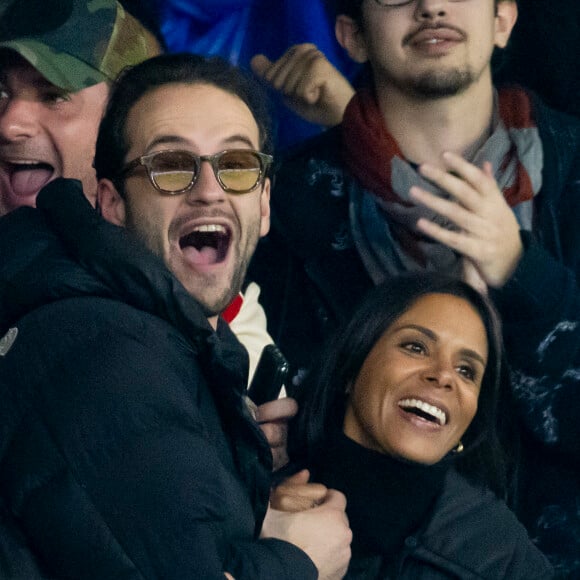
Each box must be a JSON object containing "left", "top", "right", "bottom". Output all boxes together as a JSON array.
[{"left": 341, "top": 87, "right": 543, "bottom": 280}]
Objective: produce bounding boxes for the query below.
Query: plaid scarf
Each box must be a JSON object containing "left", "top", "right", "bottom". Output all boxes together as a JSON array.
[{"left": 342, "top": 86, "right": 543, "bottom": 280}]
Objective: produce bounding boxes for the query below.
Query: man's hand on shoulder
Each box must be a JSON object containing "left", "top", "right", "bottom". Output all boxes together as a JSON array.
[{"left": 255, "top": 397, "right": 298, "bottom": 470}]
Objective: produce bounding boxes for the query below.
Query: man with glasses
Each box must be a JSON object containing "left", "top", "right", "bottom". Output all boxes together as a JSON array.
[
  {"left": 0, "top": 53, "right": 352, "bottom": 579},
  {"left": 0, "top": 0, "right": 293, "bottom": 472},
  {"left": 251, "top": 0, "right": 580, "bottom": 573}
]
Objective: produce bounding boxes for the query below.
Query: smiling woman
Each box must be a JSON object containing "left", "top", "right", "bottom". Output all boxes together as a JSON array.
[
  {"left": 280, "top": 273, "right": 553, "bottom": 579},
  {"left": 342, "top": 291, "right": 488, "bottom": 466}
]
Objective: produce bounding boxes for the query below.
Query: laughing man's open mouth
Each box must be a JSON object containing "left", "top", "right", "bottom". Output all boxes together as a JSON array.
[
  {"left": 2, "top": 161, "right": 54, "bottom": 197},
  {"left": 179, "top": 224, "right": 231, "bottom": 266}
]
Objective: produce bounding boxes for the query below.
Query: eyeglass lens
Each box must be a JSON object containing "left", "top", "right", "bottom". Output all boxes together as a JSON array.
[
  {"left": 150, "top": 150, "right": 262, "bottom": 193},
  {"left": 150, "top": 151, "right": 195, "bottom": 192}
]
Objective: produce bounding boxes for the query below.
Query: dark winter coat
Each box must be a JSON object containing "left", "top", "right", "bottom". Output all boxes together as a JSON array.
[
  {"left": 347, "top": 470, "right": 553, "bottom": 579},
  {"left": 307, "top": 434, "right": 552, "bottom": 579},
  {"left": 0, "top": 179, "right": 316, "bottom": 580}
]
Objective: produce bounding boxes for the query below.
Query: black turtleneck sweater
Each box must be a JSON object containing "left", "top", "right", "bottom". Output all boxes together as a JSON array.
[{"left": 311, "top": 433, "right": 449, "bottom": 577}]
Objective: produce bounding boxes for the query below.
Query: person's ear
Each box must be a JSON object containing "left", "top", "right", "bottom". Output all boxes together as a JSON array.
[
  {"left": 259, "top": 178, "right": 271, "bottom": 237},
  {"left": 494, "top": 0, "right": 518, "bottom": 49},
  {"left": 97, "top": 178, "right": 126, "bottom": 226},
  {"left": 335, "top": 15, "right": 369, "bottom": 64}
]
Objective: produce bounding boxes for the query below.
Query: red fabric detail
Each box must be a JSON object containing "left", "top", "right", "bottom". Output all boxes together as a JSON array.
[
  {"left": 341, "top": 86, "right": 536, "bottom": 209},
  {"left": 221, "top": 293, "right": 243, "bottom": 323},
  {"left": 498, "top": 86, "right": 535, "bottom": 129},
  {"left": 499, "top": 87, "right": 536, "bottom": 206},
  {"left": 503, "top": 145, "right": 535, "bottom": 207},
  {"left": 342, "top": 88, "right": 404, "bottom": 204}
]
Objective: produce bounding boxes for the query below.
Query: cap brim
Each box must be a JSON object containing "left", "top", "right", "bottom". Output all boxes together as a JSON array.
[{"left": 0, "top": 39, "right": 109, "bottom": 92}]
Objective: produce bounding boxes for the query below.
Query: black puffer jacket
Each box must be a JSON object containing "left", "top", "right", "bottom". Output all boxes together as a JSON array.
[{"left": 0, "top": 179, "right": 316, "bottom": 579}]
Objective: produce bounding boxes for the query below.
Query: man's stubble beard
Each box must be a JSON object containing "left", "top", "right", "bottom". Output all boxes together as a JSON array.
[
  {"left": 124, "top": 200, "right": 262, "bottom": 319},
  {"left": 198, "top": 241, "right": 254, "bottom": 319},
  {"left": 409, "top": 68, "right": 475, "bottom": 99},
  {"left": 383, "top": 65, "right": 477, "bottom": 100},
  {"left": 201, "top": 216, "right": 262, "bottom": 317}
]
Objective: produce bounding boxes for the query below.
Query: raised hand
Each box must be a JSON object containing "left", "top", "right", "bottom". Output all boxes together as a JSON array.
[
  {"left": 251, "top": 43, "right": 355, "bottom": 127},
  {"left": 409, "top": 152, "right": 523, "bottom": 289}
]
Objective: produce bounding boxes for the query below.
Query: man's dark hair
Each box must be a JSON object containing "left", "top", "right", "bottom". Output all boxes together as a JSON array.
[
  {"left": 289, "top": 272, "right": 511, "bottom": 497},
  {"left": 94, "top": 52, "right": 273, "bottom": 192},
  {"left": 333, "top": 0, "right": 364, "bottom": 23}
]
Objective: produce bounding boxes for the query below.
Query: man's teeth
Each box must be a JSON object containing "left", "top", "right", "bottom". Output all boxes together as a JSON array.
[
  {"left": 9, "top": 161, "right": 41, "bottom": 168},
  {"left": 192, "top": 224, "right": 227, "bottom": 233},
  {"left": 398, "top": 398, "right": 447, "bottom": 426}
]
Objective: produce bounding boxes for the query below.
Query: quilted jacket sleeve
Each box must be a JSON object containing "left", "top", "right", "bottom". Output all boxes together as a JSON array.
[
  {"left": 0, "top": 298, "right": 316, "bottom": 580},
  {"left": 491, "top": 103, "right": 580, "bottom": 459}
]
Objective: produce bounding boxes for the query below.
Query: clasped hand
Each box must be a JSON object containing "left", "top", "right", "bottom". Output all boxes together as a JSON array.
[{"left": 409, "top": 152, "right": 524, "bottom": 290}]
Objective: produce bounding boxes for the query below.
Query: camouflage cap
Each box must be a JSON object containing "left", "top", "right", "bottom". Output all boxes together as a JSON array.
[{"left": 0, "top": 0, "right": 160, "bottom": 92}]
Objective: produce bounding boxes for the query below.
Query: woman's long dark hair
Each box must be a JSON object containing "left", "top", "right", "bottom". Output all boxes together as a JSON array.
[{"left": 289, "top": 273, "right": 511, "bottom": 496}]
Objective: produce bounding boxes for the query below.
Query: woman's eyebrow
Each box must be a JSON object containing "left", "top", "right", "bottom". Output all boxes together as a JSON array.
[
  {"left": 394, "top": 323, "right": 436, "bottom": 341},
  {"left": 395, "top": 324, "right": 487, "bottom": 366},
  {"left": 458, "top": 348, "right": 487, "bottom": 367}
]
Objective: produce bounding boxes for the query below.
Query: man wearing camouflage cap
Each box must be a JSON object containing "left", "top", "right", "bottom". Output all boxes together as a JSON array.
[
  {"left": 0, "top": 0, "right": 160, "bottom": 215},
  {"left": 0, "top": 2, "right": 158, "bottom": 575}
]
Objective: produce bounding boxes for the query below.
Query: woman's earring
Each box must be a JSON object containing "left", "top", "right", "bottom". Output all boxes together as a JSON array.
[{"left": 454, "top": 441, "right": 464, "bottom": 454}]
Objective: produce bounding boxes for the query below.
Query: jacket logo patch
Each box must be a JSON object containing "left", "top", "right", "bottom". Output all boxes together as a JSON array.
[{"left": 0, "top": 328, "right": 18, "bottom": 356}]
